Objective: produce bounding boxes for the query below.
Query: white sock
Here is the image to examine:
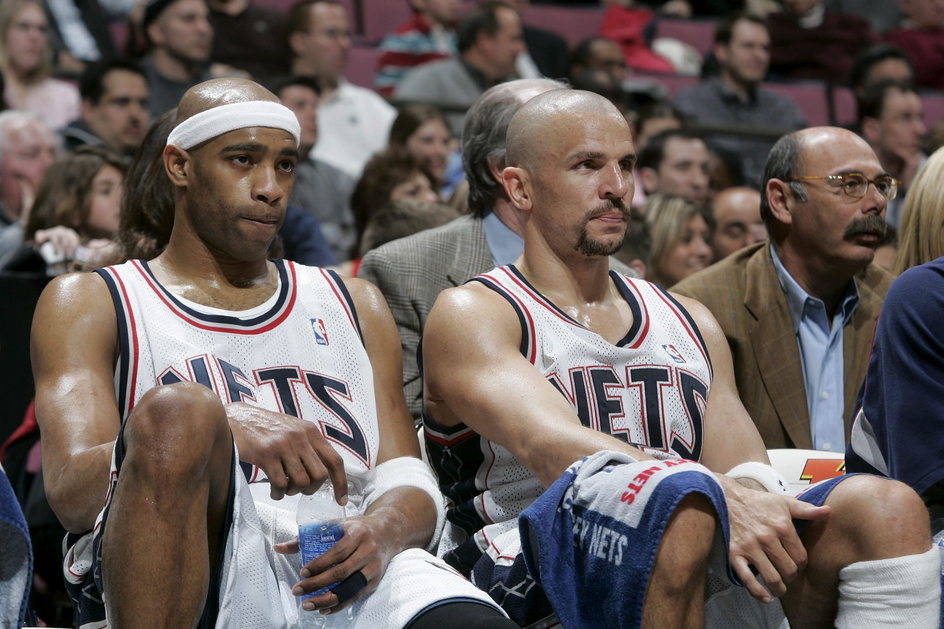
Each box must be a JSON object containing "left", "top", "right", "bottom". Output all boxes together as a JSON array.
[{"left": 835, "top": 546, "right": 941, "bottom": 628}]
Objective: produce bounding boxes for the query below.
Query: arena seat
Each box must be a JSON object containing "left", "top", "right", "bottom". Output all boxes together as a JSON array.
[
  {"left": 767, "top": 448, "right": 845, "bottom": 494},
  {"left": 653, "top": 17, "right": 716, "bottom": 57},
  {"left": 763, "top": 80, "right": 831, "bottom": 127},
  {"left": 360, "top": 0, "right": 412, "bottom": 42},
  {"left": 521, "top": 4, "right": 604, "bottom": 49}
]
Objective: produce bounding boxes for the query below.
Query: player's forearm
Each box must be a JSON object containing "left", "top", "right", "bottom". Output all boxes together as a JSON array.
[
  {"left": 362, "top": 487, "right": 438, "bottom": 554},
  {"left": 44, "top": 441, "right": 116, "bottom": 533}
]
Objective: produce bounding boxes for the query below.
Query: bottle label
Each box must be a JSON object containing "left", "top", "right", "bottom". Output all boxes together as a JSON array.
[{"left": 298, "top": 522, "right": 345, "bottom": 598}]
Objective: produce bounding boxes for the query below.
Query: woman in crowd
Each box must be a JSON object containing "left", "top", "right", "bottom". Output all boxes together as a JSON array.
[
  {"left": 0, "top": 0, "right": 80, "bottom": 129},
  {"left": 388, "top": 103, "right": 456, "bottom": 194},
  {"left": 643, "top": 192, "right": 712, "bottom": 288},
  {"left": 22, "top": 146, "right": 125, "bottom": 272}
]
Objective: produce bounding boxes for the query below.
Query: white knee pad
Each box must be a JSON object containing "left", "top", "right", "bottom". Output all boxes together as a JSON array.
[{"left": 835, "top": 546, "right": 941, "bottom": 629}]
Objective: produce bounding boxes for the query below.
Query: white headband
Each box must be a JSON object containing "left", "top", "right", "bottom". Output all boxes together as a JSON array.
[{"left": 166, "top": 101, "right": 301, "bottom": 150}]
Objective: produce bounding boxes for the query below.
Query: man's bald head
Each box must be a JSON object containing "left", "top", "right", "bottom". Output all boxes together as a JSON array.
[
  {"left": 176, "top": 78, "right": 279, "bottom": 124},
  {"left": 167, "top": 78, "right": 300, "bottom": 151},
  {"left": 505, "top": 89, "right": 629, "bottom": 171}
]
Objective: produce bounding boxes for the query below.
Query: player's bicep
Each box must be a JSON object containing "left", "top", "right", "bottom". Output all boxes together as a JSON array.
[
  {"left": 32, "top": 273, "right": 122, "bottom": 450},
  {"left": 343, "top": 278, "right": 420, "bottom": 463},
  {"left": 423, "top": 286, "right": 583, "bottom": 471},
  {"left": 670, "top": 293, "right": 769, "bottom": 471}
]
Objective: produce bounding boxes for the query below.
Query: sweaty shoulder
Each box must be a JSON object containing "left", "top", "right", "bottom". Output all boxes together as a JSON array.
[{"left": 38, "top": 271, "right": 113, "bottom": 321}]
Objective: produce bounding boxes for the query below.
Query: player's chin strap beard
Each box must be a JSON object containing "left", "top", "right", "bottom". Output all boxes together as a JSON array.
[{"left": 166, "top": 101, "right": 301, "bottom": 150}]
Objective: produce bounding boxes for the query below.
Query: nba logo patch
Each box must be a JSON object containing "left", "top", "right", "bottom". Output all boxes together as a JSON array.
[
  {"left": 662, "top": 344, "right": 685, "bottom": 363},
  {"left": 311, "top": 318, "right": 329, "bottom": 346}
]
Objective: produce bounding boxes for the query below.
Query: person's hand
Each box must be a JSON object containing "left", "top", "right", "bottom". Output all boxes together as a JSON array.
[
  {"left": 274, "top": 515, "right": 395, "bottom": 615},
  {"left": 719, "top": 476, "right": 830, "bottom": 602},
  {"left": 34, "top": 226, "right": 81, "bottom": 260},
  {"left": 226, "top": 402, "right": 347, "bottom": 503}
]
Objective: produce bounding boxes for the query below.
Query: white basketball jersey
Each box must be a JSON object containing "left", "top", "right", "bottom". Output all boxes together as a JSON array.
[
  {"left": 96, "top": 259, "right": 381, "bottom": 481},
  {"left": 425, "top": 265, "right": 713, "bottom": 565}
]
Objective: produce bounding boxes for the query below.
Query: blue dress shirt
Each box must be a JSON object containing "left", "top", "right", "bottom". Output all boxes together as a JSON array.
[
  {"left": 483, "top": 211, "right": 524, "bottom": 267},
  {"left": 770, "top": 245, "right": 859, "bottom": 452}
]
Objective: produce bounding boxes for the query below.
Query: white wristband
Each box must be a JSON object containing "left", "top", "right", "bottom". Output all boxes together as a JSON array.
[
  {"left": 362, "top": 456, "right": 446, "bottom": 553},
  {"left": 726, "top": 461, "right": 787, "bottom": 495}
]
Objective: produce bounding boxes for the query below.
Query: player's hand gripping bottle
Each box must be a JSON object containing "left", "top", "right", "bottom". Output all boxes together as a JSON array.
[{"left": 296, "top": 480, "right": 351, "bottom": 628}]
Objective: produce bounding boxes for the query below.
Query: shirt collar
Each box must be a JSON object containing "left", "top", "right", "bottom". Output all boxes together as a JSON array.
[
  {"left": 712, "top": 76, "right": 758, "bottom": 105},
  {"left": 483, "top": 211, "right": 523, "bottom": 267},
  {"left": 770, "top": 242, "right": 860, "bottom": 329}
]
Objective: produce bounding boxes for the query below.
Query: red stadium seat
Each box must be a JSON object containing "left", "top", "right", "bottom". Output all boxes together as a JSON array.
[
  {"left": 346, "top": 45, "right": 381, "bottom": 89},
  {"left": 521, "top": 4, "right": 604, "bottom": 49},
  {"left": 653, "top": 18, "right": 716, "bottom": 57}
]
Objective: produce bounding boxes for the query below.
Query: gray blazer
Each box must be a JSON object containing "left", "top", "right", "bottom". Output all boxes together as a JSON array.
[{"left": 359, "top": 214, "right": 636, "bottom": 420}]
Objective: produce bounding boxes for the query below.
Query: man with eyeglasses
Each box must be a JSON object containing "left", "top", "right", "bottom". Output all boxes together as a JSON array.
[{"left": 672, "top": 126, "right": 895, "bottom": 452}]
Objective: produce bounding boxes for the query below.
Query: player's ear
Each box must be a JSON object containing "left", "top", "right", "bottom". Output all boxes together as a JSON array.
[
  {"left": 163, "top": 145, "right": 191, "bottom": 187},
  {"left": 501, "top": 166, "right": 532, "bottom": 211}
]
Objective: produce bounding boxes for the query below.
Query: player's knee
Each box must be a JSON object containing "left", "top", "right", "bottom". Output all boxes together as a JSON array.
[
  {"left": 654, "top": 492, "right": 716, "bottom": 591},
  {"left": 124, "top": 383, "right": 229, "bottom": 478},
  {"left": 830, "top": 475, "right": 931, "bottom": 555}
]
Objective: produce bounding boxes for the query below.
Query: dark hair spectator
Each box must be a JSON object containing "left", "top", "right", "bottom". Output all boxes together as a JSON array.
[
  {"left": 849, "top": 44, "right": 914, "bottom": 94},
  {"left": 351, "top": 150, "right": 438, "bottom": 255},
  {"left": 758, "top": 131, "right": 807, "bottom": 229},
  {"left": 637, "top": 128, "right": 704, "bottom": 172},
  {"left": 80, "top": 58, "right": 148, "bottom": 104},
  {"left": 456, "top": 2, "right": 508, "bottom": 54},
  {"left": 388, "top": 103, "right": 453, "bottom": 188},
  {"left": 633, "top": 101, "right": 686, "bottom": 152},
  {"left": 856, "top": 78, "right": 918, "bottom": 125},
  {"left": 359, "top": 198, "right": 459, "bottom": 256}
]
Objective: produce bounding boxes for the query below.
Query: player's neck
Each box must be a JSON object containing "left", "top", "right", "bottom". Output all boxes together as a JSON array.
[
  {"left": 520, "top": 243, "right": 615, "bottom": 304},
  {"left": 152, "top": 240, "right": 278, "bottom": 311}
]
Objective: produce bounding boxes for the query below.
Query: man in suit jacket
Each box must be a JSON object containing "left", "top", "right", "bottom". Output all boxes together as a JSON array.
[{"left": 673, "top": 127, "right": 895, "bottom": 451}]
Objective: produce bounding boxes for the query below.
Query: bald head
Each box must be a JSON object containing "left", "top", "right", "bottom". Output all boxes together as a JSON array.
[
  {"left": 176, "top": 78, "right": 279, "bottom": 124},
  {"left": 505, "top": 89, "right": 630, "bottom": 171}
]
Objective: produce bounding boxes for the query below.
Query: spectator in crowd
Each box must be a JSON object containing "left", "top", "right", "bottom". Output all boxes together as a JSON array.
[
  {"left": 706, "top": 142, "right": 747, "bottom": 200},
  {"left": 394, "top": 1, "right": 525, "bottom": 137},
  {"left": 0, "top": 111, "right": 57, "bottom": 267},
  {"left": 374, "top": 0, "right": 459, "bottom": 97},
  {"left": 847, "top": 145, "right": 944, "bottom": 535},
  {"left": 140, "top": 0, "right": 216, "bottom": 117},
  {"left": 849, "top": 44, "right": 914, "bottom": 99},
  {"left": 33, "top": 77, "right": 513, "bottom": 629},
  {"left": 857, "top": 79, "right": 926, "bottom": 227},
  {"left": 826, "top": 0, "right": 902, "bottom": 34},
  {"left": 61, "top": 58, "right": 150, "bottom": 157},
  {"left": 388, "top": 103, "right": 454, "bottom": 192},
  {"left": 709, "top": 185, "right": 765, "bottom": 260},
  {"left": 115, "top": 110, "right": 176, "bottom": 261},
  {"left": 207, "top": 0, "right": 290, "bottom": 79},
  {"left": 503, "top": 0, "right": 569, "bottom": 80},
  {"left": 0, "top": 0, "right": 80, "bottom": 130},
  {"left": 359, "top": 198, "right": 460, "bottom": 257},
  {"left": 673, "top": 127, "right": 895, "bottom": 451},
  {"left": 767, "top": 0, "right": 877, "bottom": 83},
  {"left": 351, "top": 150, "right": 439, "bottom": 263},
  {"left": 632, "top": 100, "right": 685, "bottom": 153},
  {"left": 643, "top": 193, "right": 713, "bottom": 287},
  {"left": 636, "top": 129, "right": 711, "bottom": 209},
  {"left": 14, "top": 147, "right": 125, "bottom": 273},
  {"left": 43, "top": 0, "right": 115, "bottom": 72},
  {"left": 288, "top": 0, "right": 396, "bottom": 179},
  {"left": 883, "top": 0, "right": 944, "bottom": 90},
  {"left": 569, "top": 36, "right": 627, "bottom": 89},
  {"left": 273, "top": 75, "right": 356, "bottom": 262},
  {"left": 421, "top": 88, "right": 939, "bottom": 629},
  {"left": 674, "top": 13, "right": 806, "bottom": 188}
]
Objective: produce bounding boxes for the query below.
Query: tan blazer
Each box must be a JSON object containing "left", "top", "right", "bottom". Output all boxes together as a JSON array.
[{"left": 672, "top": 243, "right": 893, "bottom": 449}]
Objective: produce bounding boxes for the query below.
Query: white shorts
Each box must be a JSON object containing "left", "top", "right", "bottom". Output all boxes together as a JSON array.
[{"left": 65, "top": 442, "right": 503, "bottom": 629}]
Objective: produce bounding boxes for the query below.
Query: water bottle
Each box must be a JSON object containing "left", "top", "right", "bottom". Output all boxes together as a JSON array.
[{"left": 296, "top": 480, "right": 351, "bottom": 628}]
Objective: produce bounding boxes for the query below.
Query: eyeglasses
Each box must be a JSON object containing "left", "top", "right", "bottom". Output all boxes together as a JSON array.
[{"left": 784, "top": 173, "right": 899, "bottom": 201}]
